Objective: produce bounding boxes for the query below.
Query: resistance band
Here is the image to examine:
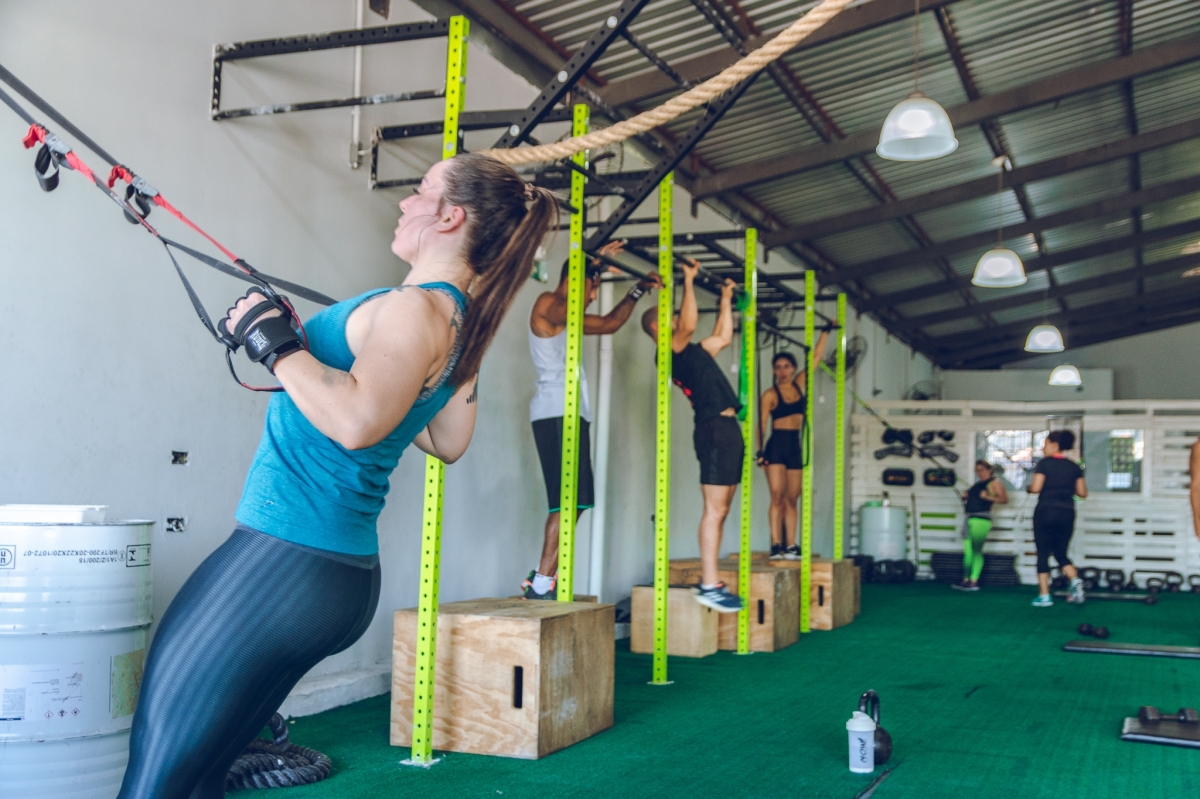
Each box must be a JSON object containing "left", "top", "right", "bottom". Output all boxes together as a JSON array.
[{"left": 0, "top": 63, "right": 337, "bottom": 391}]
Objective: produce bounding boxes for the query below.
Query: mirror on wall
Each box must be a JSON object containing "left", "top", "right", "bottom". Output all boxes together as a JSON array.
[{"left": 1082, "top": 429, "right": 1144, "bottom": 493}]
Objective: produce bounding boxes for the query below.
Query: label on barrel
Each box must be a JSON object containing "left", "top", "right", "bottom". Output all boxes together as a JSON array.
[
  {"left": 0, "top": 546, "right": 13, "bottom": 569},
  {"left": 0, "top": 663, "right": 84, "bottom": 722}
]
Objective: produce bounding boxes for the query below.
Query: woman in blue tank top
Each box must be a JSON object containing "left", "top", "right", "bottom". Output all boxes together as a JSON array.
[{"left": 118, "top": 154, "right": 558, "bottom": 799}]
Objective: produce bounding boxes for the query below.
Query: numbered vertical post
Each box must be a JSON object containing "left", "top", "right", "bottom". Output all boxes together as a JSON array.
[
  {"left": 652, "top": 173, "right": 673, "bottom": 685},
  {"left": 801, "top": 271, "right": 815, "bottom": 634},
  {"left": 834, "top": 293, "right": 847, "bottom": 560},
  {"left": 409, "top": 14, "right": 467, "bottom": 766},
  {"left": 557, "top": 103, "right": 589, "bottom": 602},
  {"left": 736, "top": 229, "right": 757, "bottom": 654}
]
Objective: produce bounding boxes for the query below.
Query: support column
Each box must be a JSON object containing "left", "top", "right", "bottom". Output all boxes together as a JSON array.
[
  {"left": 834, "top": 293, "right": 847, "bottom": 560},
  {"left": 557, "top": 103, "right": 590, "bottom": 601},
  {"left": 409, "top": 14, "right": 467, "bottom": 767},
  {"left": 736, "top": 229, "right": 757, "bottom": 654},
  {"left": 801, "top": 271, "right": 815, "bottom": 634},
  {"left": 652, "top": 173, "right": 673, "bottom": 685}
]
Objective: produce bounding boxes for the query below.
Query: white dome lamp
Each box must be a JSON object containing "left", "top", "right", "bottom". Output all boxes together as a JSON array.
[
  {"left": 1025, "top": 324, "right": 1065, "bottom": 353},
  {"left": 876, "top": 0, "right": 958, "bottom": 161},
  {"left": 972, "top": 156, "right": 1027, "bottom": 288},
  {"left": 1048, "top": 364, "right": 1082, "bottom": 387}
]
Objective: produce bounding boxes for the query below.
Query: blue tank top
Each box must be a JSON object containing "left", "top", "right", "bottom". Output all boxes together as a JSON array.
[{"left": 236, "top": 282, "right": 467, "bottom": 555}]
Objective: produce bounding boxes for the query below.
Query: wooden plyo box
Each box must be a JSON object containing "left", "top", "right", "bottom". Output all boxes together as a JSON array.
[
  {"left": 666, "top": 557, "right": 800, "bottom": 652},
  {"left": 391, "top": 598, "right": 614, "bottom": 759},
  {"left": 811, "top": 558, "right": 858, "bottom": 631},
  {"left": 716, "top": 565, "right": 800, "bottom": 652},
  {"left": 630, "top": 585, "right": 717, "bottom": 658}
]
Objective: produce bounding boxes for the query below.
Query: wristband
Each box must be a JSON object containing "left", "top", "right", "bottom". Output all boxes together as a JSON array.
[
  {"left": 221, "top": 290, "right": 306, "bottom": 374},
  {"left": 627, "top": 285, "right": 647, "bottom": 301}
]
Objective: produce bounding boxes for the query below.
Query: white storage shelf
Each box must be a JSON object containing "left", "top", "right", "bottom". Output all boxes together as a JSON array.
[{"left": 848, "top": 400, "right": 1200, "bottom": 585}]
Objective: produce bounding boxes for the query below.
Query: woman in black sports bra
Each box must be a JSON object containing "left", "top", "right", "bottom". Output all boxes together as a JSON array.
[{"left": 757, "top": 332, "right": 828, "bottom": 560}]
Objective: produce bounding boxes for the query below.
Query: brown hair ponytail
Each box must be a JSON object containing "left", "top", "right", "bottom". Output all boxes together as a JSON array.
[{"left": 442, "top": 153, "right": 558, "bottom": 384}]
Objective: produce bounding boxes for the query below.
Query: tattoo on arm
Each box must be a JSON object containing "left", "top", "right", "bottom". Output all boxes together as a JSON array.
[{"left": 466, "top": 379, "right": 478, "bottom": 404}]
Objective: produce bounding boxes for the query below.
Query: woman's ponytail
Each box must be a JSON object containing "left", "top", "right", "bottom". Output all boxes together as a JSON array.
[{"left": 442, "top": 154, "right": 558, "bottom": 384}]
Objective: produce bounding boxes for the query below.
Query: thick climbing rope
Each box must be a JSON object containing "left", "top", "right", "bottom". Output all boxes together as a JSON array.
[
  {"left": 480, "top": 0, "right": 855, "bottom": 166},
  {"left": 226, "top": 713, "right": 333, "bottom": 791}
]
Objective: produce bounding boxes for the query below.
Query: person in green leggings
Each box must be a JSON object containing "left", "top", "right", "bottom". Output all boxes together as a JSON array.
[{"left": 953, "top": 460, "right": 1008, "bottom": 591}]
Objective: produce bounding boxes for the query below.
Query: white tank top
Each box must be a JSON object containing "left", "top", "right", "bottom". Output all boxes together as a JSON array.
[{"left": 529, "top": 313, "right": 592, "bottom": 424}]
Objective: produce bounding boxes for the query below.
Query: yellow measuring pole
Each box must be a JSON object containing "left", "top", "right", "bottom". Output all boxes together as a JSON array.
[
  {"left": 834, "top": 293, "right": 846, "bottom": 560},
  {"left": 557, "top": 103, "right": 589, "bottom": 601},
  {"left": 409, "top": 14, "right": 467, "bottom": 766},
  {"left": 652, "top": 173, "right": 673, "bottom": 685},
  {"left": 736, "top": 229, "right": 757, "bottom": 654},
  {"left": 800, "top": 271, "right": 815, "bottom": 633}
]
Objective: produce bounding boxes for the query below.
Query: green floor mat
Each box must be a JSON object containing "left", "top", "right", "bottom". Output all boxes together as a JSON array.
[{"left": 265, "top": 583, "right": 1200, "bottom": 798}]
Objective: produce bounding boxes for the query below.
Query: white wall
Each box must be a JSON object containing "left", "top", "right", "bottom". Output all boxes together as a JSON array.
[
  {"left": 0, "top": 0, "right": 935, "bottom": 715},
  {"left": 1018, "top": 321, "right": 1200, "bottom": 400},
  {"left": 942, "top": 369, "right": 1114, "bottom": 402}
]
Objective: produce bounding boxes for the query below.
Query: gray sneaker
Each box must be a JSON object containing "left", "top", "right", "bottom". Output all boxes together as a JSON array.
[
  {"left": 693, "top": 583, "right": 743, "bottom": 613},
  {"left": 1067, "top": 578, "right": 1086, "bottom": 604}
]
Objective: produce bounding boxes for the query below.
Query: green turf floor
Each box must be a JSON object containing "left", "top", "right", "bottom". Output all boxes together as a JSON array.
[{"left": 269, "top": 583, "right": 1200, "bottom": 798}]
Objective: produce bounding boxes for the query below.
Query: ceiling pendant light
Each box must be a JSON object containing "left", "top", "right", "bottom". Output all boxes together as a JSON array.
[
  {"left": 1048, "top": 364, "right": 1082, "bottom": 386},
  {"left": 972, "top": 157, "right": 1027, "bottom": 287},
  {"left": 1025, "top": 324, "right": 1065, "bottom": 353},
  {"left": 877, "top": 0, "right": 958, "bottom": 161}
]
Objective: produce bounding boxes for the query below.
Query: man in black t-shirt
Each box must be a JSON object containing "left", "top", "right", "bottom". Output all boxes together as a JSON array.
[
  {"left": 642, "top": 259, "right": 744, "bottom": 613},
  {"left": 1028, "top": 429, "right": 1088, "bottom": 606}
]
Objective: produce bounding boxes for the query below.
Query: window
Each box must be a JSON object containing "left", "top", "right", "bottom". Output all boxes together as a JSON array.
[
  {"left": 1083, "top": 429, "right": 1144, "bottom": 493},
  {"left": 976, "top": 430, "right": 1047, "bottom": 489}
]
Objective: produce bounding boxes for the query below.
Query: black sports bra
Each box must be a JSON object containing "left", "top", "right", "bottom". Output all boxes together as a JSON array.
[{"left": 770, "top": 381, "right": 806, "bottom": 419}]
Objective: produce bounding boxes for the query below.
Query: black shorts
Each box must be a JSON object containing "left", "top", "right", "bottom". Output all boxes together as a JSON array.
[
  {"left": 763, "top": 429, "right": 802, "bottom": 469},
  {"left": 1033, "top": 504, "right": 1075, "bottom": 573},
  {"left": 532, "top": 417, "right": 594, "bottom": 512},
  {"left": 693, "top": 416, "right": 744, "bottom": 486}
]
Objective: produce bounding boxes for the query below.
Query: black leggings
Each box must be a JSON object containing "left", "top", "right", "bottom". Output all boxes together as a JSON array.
[
  {"left": 1033, "top": 505, "right": 1075, "bottom": 574},
  {"left": 117, "top": 527, "right": 380, "bottom": 799}
]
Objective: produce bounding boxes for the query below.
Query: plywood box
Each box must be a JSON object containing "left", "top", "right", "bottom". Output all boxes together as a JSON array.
[
  {"left": 630, "top": 586, "right": 717, "bottom": 658},
  {"left": 716, "top": 565, "right": 800, "bottom": 652},
  {"left": 668, "top": 558, "right": 702, "bottom": 586},
  {"left": 811, "top": 558, "right": 858, "bottom": 631},
  {"left": 391, "top": 598, "right": 614, "bottom": 759}
]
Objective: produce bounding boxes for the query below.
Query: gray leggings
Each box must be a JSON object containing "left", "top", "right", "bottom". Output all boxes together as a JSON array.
[{"left": 117, "top": 527, "right": 379, "bottom": 799}]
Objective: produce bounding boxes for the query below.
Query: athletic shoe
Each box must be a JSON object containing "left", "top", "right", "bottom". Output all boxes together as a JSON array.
[
  {"left": 1067, "top": 578, "right": 1086, "bottom": 604},
  {"left": 952, "top": 580, "right": 979, "bottom": 592},
  {"left": 768, "top": 544, "right": 786, "bottom": 560},
  {"left": 1031, "top": 594, "right": 1053, "bottom": 607},
  {"left": 520, "top": 570, "right": 556, "bottom": 600},
  {"left": 782, "top": 545, "right": 802, "bottom": 561},
  {"left": 693, "top": 583, "right": 743, "bottom": 613}
]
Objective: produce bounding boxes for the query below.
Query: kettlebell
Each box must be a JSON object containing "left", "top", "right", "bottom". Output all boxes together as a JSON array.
[{"left": 857, "top": 690, "right": 892, "bottom": 766}]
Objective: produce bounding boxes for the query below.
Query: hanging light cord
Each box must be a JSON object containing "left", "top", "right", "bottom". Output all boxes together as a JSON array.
[
  {"left": 912, "top": 0, "right": 922, "bottom": 92},
  {"left": 996, "top": 165, "right": 1004, "bottom": 245}
]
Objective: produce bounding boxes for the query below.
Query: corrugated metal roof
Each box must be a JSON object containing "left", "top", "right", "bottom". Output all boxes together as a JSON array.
[{"left": 501, "top": 0, "right": 1200, "bottom": 366}]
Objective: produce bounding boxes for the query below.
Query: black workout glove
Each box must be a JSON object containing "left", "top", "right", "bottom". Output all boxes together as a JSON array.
[{"left": 221, "top": 289, "right": 305, "bottom": 373}]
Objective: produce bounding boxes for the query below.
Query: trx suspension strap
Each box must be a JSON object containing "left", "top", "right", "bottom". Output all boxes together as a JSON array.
[{"left": 0, "top": 64, "right": 337, "bottom": 391}]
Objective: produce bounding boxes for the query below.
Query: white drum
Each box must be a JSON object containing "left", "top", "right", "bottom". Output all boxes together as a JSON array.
[
  {"left": 0, "top": 516, "right": 153, "bottom": 799},
  {"left": 859, "top": 505, "right": 909, "bottom": 561}
]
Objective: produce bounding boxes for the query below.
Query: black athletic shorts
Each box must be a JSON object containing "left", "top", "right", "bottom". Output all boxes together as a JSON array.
[
  {"left": 763, "top": 429, "right": 802, "bottom": 470},
  {"left": 532, "top": 417, "right": 595, "bottom": 512},
  {"left": 1033, "top": 504, "right": 1075, "bottom": 573},
  {"left": 693, "top": 415, "right": 744, "bottom": 486}
]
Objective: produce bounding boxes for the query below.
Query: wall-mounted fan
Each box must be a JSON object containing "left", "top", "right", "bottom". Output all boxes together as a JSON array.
[
  {"left": 823, "top": 335, "right": 867, "bottom": 378},
  {"left": 904, "top": 379, "right": 941, "bottom": 401}
]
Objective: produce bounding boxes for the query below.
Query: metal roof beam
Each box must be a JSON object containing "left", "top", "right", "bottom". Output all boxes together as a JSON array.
[
  {"left": 888, "top": 245, "right": 1200, "bottom": 332},
  {"left": 762, "top": 116, "right": 1200, "bottom": 248},
  {"left": 807, "top": 174, "right": 1200, "bottom": 294},
  {"left": 859, "top": 215, "right": 1200, "bottom": 315},
  {"left": 928, "top": 280, "right": 1200, "bottom": 362},
  {"left": 692, "top": 34, "right": 1200, "bottom": 203},
  {"left": 958, "top": 306, "right": 1200, "bottom": 369},
  {"left": 595, "top": 0, "right": 963, "bottom": 109}
]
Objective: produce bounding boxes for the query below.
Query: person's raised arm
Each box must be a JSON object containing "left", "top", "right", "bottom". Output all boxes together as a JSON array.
[
  {"left": 585, "top": 271, "right": 662, "bottom": 334},
  {"left": 800, "top": 326, "right": 833, "bottom": 393},
  {"left": 700, "top": 278, "right": 735, "bottom": 357},
  {"left": 672, "top": 259, "right": 699, "bottom": 353}
]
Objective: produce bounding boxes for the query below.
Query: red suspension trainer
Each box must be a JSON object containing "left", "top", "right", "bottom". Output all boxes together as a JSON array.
[{"left": 2, "top": 69, "right": 336, "bottom": 391}]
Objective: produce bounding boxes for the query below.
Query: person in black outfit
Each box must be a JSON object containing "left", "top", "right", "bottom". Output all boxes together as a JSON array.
[
  {"left": 1028, "top": 429, "right": 1088, "bottom": 606},
  {"left": 641, "top": 259, "right": 743, "bottom": 612}
]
